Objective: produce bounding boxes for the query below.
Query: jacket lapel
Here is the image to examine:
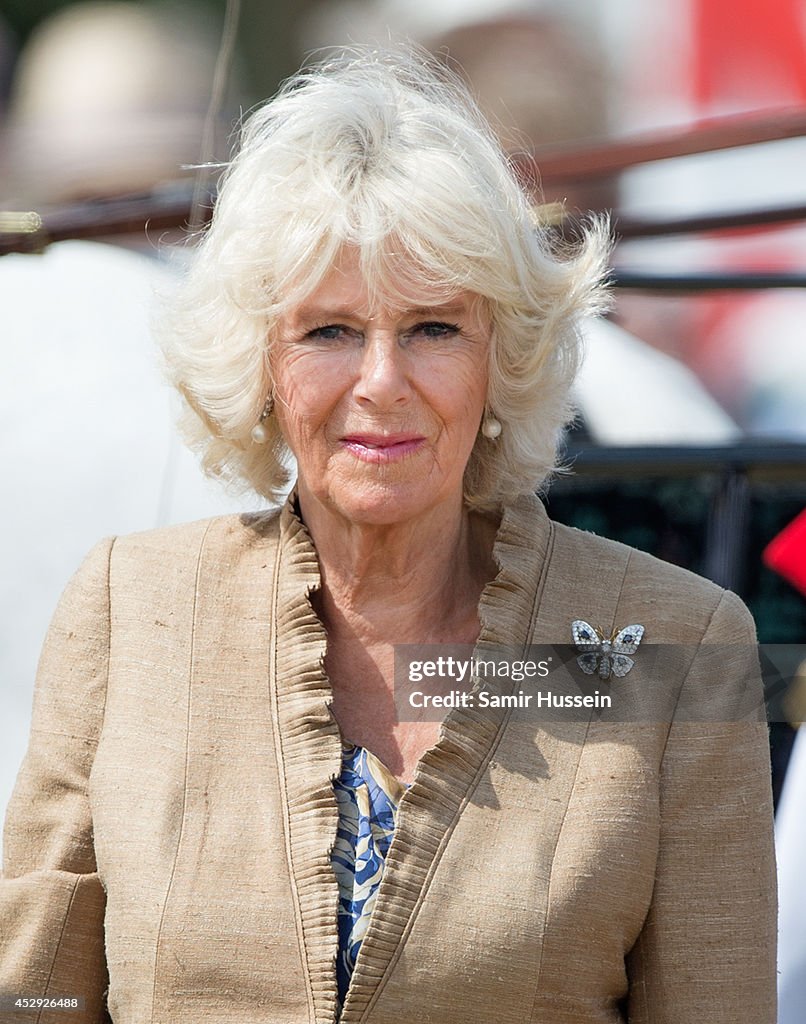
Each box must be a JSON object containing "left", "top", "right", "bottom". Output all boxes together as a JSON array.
[{"left": 268, "top": 501, "right": 344, "bottom": 1024}]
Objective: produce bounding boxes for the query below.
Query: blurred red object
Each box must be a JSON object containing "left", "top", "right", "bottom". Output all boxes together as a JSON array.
[
  {"left": 764, "top": 509, "right": 806, "bottom": 598},
  {"left": 692, "top": 0, "right": 806, "bottom": 108}
]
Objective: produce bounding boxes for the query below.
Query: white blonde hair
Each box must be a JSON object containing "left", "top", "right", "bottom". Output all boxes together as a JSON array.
[{"left": 161, "top": 45, "right": 611, "bottom": 512}]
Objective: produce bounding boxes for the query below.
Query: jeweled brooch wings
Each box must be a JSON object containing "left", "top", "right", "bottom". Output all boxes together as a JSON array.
[{"left": 571, "top": 620, "right": 645, "bottom": 680}]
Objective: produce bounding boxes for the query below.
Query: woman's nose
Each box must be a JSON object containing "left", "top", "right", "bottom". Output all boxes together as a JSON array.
[{"left": 353, "top": 331, "right": 411, "bottom": 409}]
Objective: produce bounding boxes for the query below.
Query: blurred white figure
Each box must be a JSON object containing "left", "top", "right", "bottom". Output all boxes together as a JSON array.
[
  {"left": 0, "top": 0, "right": 246, "bottom": 844},
  {"left": 777, "top": 728, "right": 806, "bottom": 1022},
  {"left": 0, "top": 241, "right": 250, "bottom": 841},
  {"left": 698, "top": 290, "right": 806, "bottom": 439},
  {"left": 576, "top": 318, "right": 740, "bottom": 444}
]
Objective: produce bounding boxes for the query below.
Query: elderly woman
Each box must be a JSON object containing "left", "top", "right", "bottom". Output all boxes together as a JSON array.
[{"left": 1, "top": 48, "right": 775, "bottom": 1024}]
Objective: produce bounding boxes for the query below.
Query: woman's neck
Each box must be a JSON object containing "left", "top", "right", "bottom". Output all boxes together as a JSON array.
[{"left": 297, "top": 488, "right": 499, "bottom": 645}]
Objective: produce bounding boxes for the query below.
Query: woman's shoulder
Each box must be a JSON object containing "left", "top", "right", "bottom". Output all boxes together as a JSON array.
[
  {"left": 506, "top": 494, "right": 756, "bottom": 645},
  {"left": 552, "top": 517, "right": 756, "bottom": 645},
  {"left": 107, "top": 507, "right": 283, "bottom": 575}
]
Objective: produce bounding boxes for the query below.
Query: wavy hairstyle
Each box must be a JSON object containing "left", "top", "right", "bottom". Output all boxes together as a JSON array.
[{"left": 161, "top": 45, "right": 611, "bottom": 512}]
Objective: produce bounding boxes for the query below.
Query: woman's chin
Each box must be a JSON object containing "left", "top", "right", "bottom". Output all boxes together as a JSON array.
[
  {"left": 336, "top": 488, "right": 431, "bottom": 527},
  {"left": 305, "top": 476, "right": 456, "bottom": 529}
]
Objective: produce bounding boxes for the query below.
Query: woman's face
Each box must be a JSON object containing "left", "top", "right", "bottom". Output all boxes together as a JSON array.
[{"left": 270, "top": 250, "right": 490, "bottom": 527}]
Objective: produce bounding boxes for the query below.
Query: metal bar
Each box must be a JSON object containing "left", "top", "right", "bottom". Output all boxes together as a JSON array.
[
  {"left": 0, "top": 188, "right": 202, "bottom": 256},
  {"left": 704, "top": 470, "right": 752, "bottom": 591},
  {"left": 43, "top": 191, "right": 199, "bottom": 240},
  {"left": 559, "top": 443, "right": 806, "bottom": 478},
  {"left": 614, "top": 203, "right": 806, "bottom": 240},
  {"left": 518, "top": 106, "right": 806, "bottom": 184},
  {"left": 612, "top": 271, "right": 806, "bottom": 291}
]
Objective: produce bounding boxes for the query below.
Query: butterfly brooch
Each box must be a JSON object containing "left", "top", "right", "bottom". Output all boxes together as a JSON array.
[{"left": 571, "top": 621, "right": 645, "bottom": 680}]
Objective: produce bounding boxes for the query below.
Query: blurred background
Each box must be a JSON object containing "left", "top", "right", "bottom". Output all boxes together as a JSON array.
[{"left": 1, "top": 0, "right": 806, "bottom": 1016}]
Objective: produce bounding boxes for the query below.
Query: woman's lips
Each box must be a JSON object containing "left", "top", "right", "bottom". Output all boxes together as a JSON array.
[{"left": 340, "top": 434, "right": 426, "bottom": 464}]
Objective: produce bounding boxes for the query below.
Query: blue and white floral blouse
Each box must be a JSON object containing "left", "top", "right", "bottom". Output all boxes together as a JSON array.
[{"left": 331, "top": 740, "right": 409, "bottom": 1015}]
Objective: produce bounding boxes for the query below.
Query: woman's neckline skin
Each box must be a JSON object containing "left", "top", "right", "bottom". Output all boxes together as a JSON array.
[
  {"left": 299, "top": 483, "right": 500, "bottom": 649},
  {"left": 297, "top": 483, "right": 501, "bottom": 785}
]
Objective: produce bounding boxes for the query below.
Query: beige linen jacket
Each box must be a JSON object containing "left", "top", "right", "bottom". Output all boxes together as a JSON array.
[{"left": 1, "top": 494, "right": 776, "bottom": 1024}]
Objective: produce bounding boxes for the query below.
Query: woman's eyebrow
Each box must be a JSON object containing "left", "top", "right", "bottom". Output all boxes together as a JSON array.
[
  {"left": 287, "top": 306, "right": 360, "bottom": 329},
  {"left": 291, "top": 302, "right": 470, "bottom": 327},
  {"left": 404, "top": 304, "right": 469, "bottom": 319}
]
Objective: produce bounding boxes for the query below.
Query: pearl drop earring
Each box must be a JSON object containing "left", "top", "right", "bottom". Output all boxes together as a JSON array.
[
  {"left": 250, "top": 395, "right": 274, "bottom": 444},
  {"left": 481, "top": 414, "right": 502, "bottom": 440}
]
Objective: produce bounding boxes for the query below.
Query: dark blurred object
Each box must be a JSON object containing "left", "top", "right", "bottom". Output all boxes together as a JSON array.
[
  {"left": 548, "top": 441, "right": 806, "bottom": 600},
  {"left": 1, "top": 0, "right": 81, "bottom": 50}
]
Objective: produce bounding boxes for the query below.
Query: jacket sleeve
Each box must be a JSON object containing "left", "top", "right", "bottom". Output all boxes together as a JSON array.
[
  {"left": 626, "top": 589, "right": 777, "bottom": 1023},
  {"left": 0, "top": 539, "right": 114, "bottom": 1023}
]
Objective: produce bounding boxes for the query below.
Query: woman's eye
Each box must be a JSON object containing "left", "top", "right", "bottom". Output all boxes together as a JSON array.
[
  {"left": 306, "top": 324, "right": 353, "bottom": 342},
  {"left": 302, "top": 321, "right": 461, "bottom": 343},
  {"left": 411, "top": 321, "right": 461, "bottom": 339}
]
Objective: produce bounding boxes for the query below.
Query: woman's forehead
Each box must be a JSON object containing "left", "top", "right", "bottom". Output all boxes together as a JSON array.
[{"left": 283, "top": 248, "right": 483, "bottom": 324}]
